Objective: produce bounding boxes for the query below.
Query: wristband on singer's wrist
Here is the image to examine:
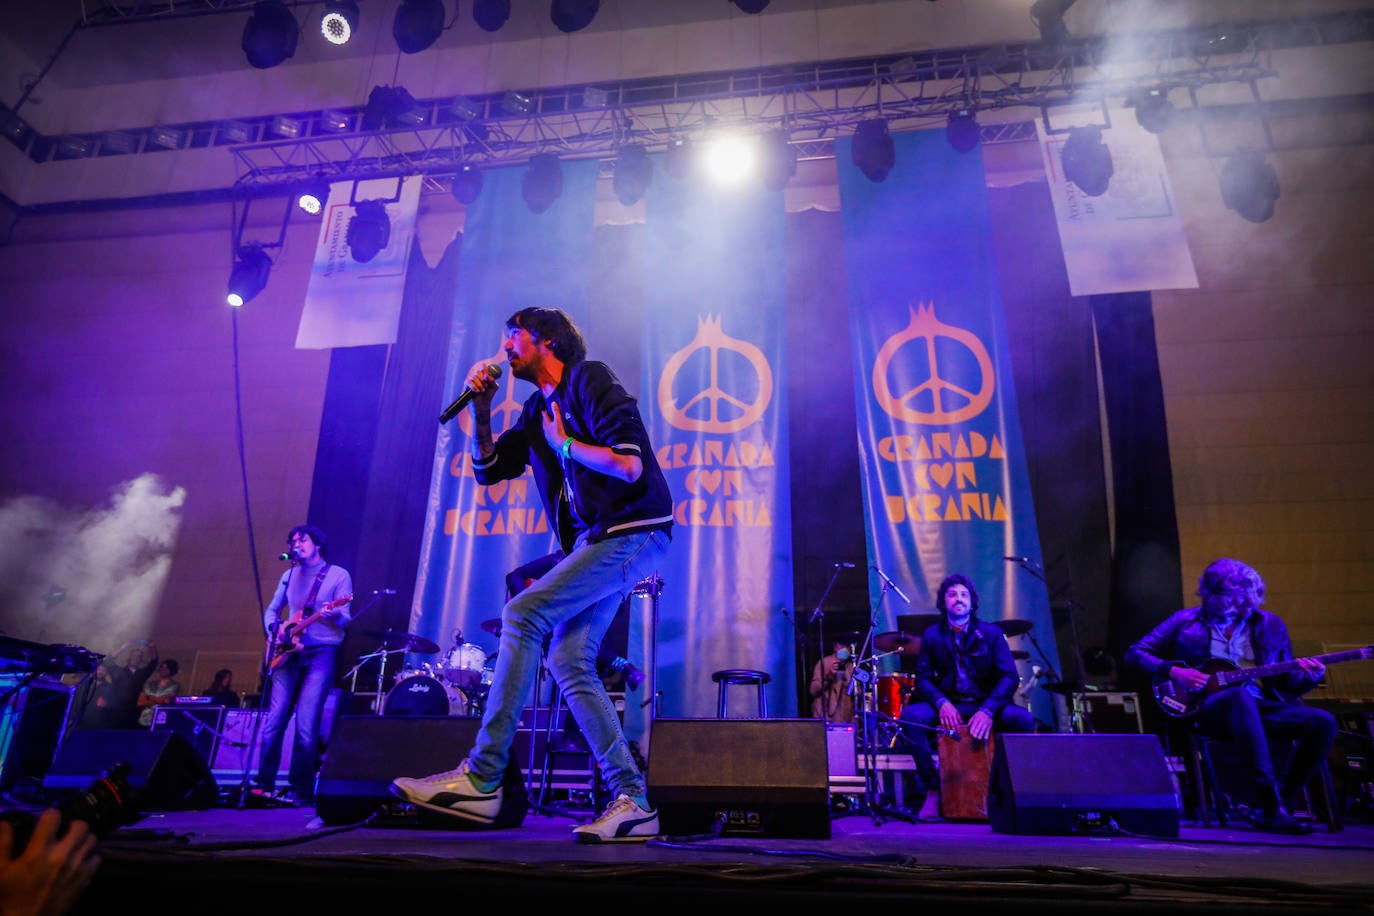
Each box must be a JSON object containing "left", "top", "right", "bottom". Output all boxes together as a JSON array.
[{"left": 560, "top": 436, "right": 574, "bottom": 460}]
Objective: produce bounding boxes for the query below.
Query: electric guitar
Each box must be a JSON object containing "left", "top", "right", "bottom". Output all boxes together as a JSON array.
[
  {"left": 265, "top": 594, "right": 353, "bottom": 672},
  {"left": 1152, "top": 646, "right": 1372, "bottom": 718}
]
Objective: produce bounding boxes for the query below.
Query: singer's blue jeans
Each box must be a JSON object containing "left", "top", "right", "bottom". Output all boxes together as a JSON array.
[
  {"left": 466, "top": 529, "right": 669, "bottom": 800},
  {"left": 897, "top": 699, "right": 1035, "bottom": 792},
  {"left": 256, "top": 644, "right": 338, "bottom": 798}
]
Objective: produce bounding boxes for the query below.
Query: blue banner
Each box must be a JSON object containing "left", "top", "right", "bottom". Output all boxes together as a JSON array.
[
  {"left": 640, "top": 156, "right": 796, "bottom": 718},
  {"left": 410, "top": 160, "right": 600, "bottom": 697},
  {"left": 836, "top": 128, "right": 1060, "bottom": 728}
]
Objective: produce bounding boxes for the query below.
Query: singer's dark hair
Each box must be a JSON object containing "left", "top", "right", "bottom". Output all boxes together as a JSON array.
[
  {"left": 287, "top": 524, "right": 329, "bottom": 559},
  {"left": 935, "top": 573, "right": 979, "bottom": 615},
  {"left": 507, "top": 307, "right": 586, "bottom": 364}
]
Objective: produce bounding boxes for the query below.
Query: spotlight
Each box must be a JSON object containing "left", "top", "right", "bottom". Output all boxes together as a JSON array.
[
  {"left": 851, "top": 118, "right": 895, "bottom": 183},
  {"left": 363, "top": 85, "right": 422, "bottom": 131},
  {"left": 473, "top": 0, "right": 510, "bottom": 32},
  {"left": 394, "top": 0, "right": 445, "bottom": 54},
  {"left": 242, "top": 0, "right": 299, "bottom": 69},
  {"left": 1060, "top": 125, "right": 1112, "bottom": 197},
  {"left": 581, "top": 86, "right": 610, "bottom": 109},
  {"left": 522, "top": 153, "right": 563, "bottom": 214},
  {"left": 451, "top": 165, "right": 483, "bottom": 205},
  {"left": 613, "top": 144, "right": 652, "bottom": 206},
  {"left": 1030, "top": 0, "right": 1076, "bottom": 46},
  {"left": 1219, "top": 150, "right": 1279, "bottom": 223},
  {"left": 319, "top": 110, "right": 354, "bottom": 133},
  {"left": 269, "top": 114, "right": 304, "bottom": 138},
  {"left": 1129, "top": 87, "right": 1173, "bottom": 135},
  {"left": 946, "top": 108, "right": 980, "bottom": 153},
  {"left": 219, "top": 120, "right": 257, "bottom": 144},
  {"left": 148, "top": 126, "right": 184, "bottom": 151},
  {"left": 503, "top": 91, "right": 532, "bottom": 115},
  {"left": 321, "top": 1, "right": 360, "bottom": 46},
  {"left": 730, "top": 0, "right": 770, "bottom": 11},
  {"left": 664, "top": 137, "right": 694, "bottom": 181},
  {"left": 227, "top": 246, "right": 272, "bottom": 307},
  {"left": 100, "top": 131, "right": 139, "bottom": 155},
  {"left": 551, "top": 0, "right": 599, "bottom": 34},
  {"left": 347, "top": 200, "right": 392, "bottom": 263},
  {"left": 758, "top": 130, "right": 796, "bottom": 192},
  {"left": 297, "top": 178, "right": 333, "bottom": 215}
]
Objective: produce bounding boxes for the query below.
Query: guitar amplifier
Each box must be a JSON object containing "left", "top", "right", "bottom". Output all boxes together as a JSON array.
[
  {"left": 1073, "top": 692, "right": 1143, "bottom": 734},
  {"left": 151, "top": 706, "right": 225, "bottom": 765}
]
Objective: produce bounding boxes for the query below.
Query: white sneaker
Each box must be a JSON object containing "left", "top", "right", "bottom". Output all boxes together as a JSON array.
[
  {"left": 572, "top": 794, "right": 660, "bottom": 843},
  {"left": 390, "top": 759, "right": 502, "bottom": 824}
]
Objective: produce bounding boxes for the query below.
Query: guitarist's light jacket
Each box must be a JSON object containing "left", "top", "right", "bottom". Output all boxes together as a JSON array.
[
  {"left": 1126, "top": 606, "right": 1322, "bottom": 702},
  {"left": 262, "top": 560, "right": 354, "bottom": 648}
]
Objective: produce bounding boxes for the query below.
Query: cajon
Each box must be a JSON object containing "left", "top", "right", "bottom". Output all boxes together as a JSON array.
[{"left": 938, "top": 725, "right": 995, "bottom": 820}]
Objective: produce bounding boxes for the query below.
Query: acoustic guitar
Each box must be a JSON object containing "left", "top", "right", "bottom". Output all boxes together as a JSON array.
[
  {"left": 266, "top": 594, "right": 353, "bottom": 672},
  {"left": 1152, "top": 646, "right": 1372, "bottom": 718}
]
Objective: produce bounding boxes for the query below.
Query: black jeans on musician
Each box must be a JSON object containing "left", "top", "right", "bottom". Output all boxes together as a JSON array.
[{"left": 897, "top": 699, "right": 1036, "bottom": 793}]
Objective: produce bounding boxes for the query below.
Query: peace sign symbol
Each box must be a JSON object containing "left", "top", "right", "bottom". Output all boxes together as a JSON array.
[
  {"left": 658, "top": 315, "right": 773, "bottom": 434},
  {"left": 873, "top": 303, "right": 994, "bottom": 425}
]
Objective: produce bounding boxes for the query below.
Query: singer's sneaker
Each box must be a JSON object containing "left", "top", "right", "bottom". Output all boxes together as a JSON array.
[
  {"left": 390, "top": 759, "right": 502, "bottom": 825},
  {"left": 572, "top": 794, "right": 660, "bottom": 843}
]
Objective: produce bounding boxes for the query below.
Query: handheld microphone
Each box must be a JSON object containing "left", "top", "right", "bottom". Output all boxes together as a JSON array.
[
  {"left": 440, "top": 364, "right": 502, "bottom": 424},
  {"left": 1004, "top": 556, "right": 1029, "bottom": 563}
]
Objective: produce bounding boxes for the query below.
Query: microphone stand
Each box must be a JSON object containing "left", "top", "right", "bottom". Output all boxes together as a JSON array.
[
  {"left": 1006, "top": 556, "right": 1082, "bottom": 732},
  {"left": 807, "top": 563, "right": 845, "bottom": 707},
  {"left": 854, "top": 568, "right": 918, "bottom": 826}
]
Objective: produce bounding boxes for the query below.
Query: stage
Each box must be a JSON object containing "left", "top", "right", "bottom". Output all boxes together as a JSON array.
[{"left": 69, "top": 795, "right": 1374, "bottom": 914}]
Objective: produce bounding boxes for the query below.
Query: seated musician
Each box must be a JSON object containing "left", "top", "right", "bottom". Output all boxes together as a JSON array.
[
  {"left": 1125, "top": 557, "right": 1336, "bottom": 834},
  {"left": 898, "top": 573, "right": 1034, "bottom": 820}
]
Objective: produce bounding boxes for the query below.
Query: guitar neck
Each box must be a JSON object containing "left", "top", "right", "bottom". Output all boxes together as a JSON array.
[{"left": 1215, "top": 647, "right": 1371, "bottom": 687}]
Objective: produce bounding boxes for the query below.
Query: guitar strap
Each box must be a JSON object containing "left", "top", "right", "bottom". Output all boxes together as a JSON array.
[{"left": 301, "top": 563, "right": 331, "bottom": 613}]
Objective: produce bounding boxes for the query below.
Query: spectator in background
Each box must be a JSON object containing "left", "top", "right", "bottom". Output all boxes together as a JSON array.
[
  {"left": 205, "top": 668, "right": 239, "bottom": 707},
  {"left": 77, "top": 639, "right": 159, "bottom": 730},
  {"left": 137, "top": 659, "right": 182, "bottom": 727}
]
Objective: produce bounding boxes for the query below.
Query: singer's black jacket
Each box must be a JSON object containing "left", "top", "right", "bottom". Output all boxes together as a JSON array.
[{"left": 473, "top": 359, "right": 673, "bottom": 554}]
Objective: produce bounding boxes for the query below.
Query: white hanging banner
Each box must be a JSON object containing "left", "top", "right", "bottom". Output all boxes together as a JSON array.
[
  {"left": 1036, "top": 106, "right": 1198, "bottom": 296},
  {"left": 295, "top": 175, "right": 422, "bottom": 349}
]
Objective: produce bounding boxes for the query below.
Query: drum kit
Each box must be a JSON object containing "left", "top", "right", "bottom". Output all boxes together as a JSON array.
[{"left": 349, "top": 625, "right": 498, "bottom": 718}]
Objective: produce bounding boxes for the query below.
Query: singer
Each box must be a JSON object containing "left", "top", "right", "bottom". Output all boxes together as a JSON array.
[
  {"left": 390, "top": 307, "right": 672, "bottom": 843},
  {"left": 892, "top": 573, "right": 1035, "bottom": 820}
]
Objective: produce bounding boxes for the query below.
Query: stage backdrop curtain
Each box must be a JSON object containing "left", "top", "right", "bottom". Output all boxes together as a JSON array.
[
  {"left": 638, "top": 156, "right": 796, "bottom": 718},
  {"left": 835, "top": 127, "right": 1060, "bottom": 727},
  {"left": 408, "top": 160, "right": 601, "bottom": 683}
]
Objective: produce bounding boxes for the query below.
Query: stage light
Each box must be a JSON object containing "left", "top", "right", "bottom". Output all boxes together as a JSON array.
[
  {"left": 613, "top": 144, "right": 652, "bottom": 206},
  {"left": 473, "top": 0, "right": 510, "bottom": 32},
  {"left": 100, "top": 131, "right": 139, "bottom": 155},
  {"left": 242, "top": 0, "right": 299, "bottom": 69},
  {"left": 269, "top": 114, "right": 304, "bottom": 138},
  {"left": 946, "top": 108, "right": 980, "bottom": 153},
  {"left": 851, "top": 118, "right": 895, "bottom": 182},
  {"left": 503, "top": 91, "right": 532, "bottom": 115},
  {"left": 1060, "top": 125, "right": 1112, "bottom": 197},
  {"left": 758, "top": 130, "right": 796, "bottom": 192},
  {"left": 227, "top": 246, "right": 272, "bottom": 307},
  {"left": 731, "top": 0, "right": 770, "bottom": 12},
  {"left": 582, "top": 86, "right": 610, "bottom": 108},
  {"left": 54, "top": 136, "right": 94, "bottom": 160},
  {"left": 451, "top": 165, "right": 483, "bottom": 205},
  {"left": 296, "top": 178, "right": 332, "bottom": 216},
  {"left": 1030, "top": 0, "right": 1076, "bottom": 46},
  {"left": 523, "top": 153, "right": 564, "bottom": 213},
  {"left": 219, "top": 119, "right": 257, "bottom": 144},
  {"left": 321, "top": 1, "right": 360, "bottom": 45},
  {"left": 703, "top": 135, "right": 754, "bottom": 185},
  {"left": 664, "top": 137, "right": 694, "bottom": 180},
  {"left": 1219, "top": 150, "right": 1279, "bottom": 223},
  {"left": 363, "top": 85, "right": 423, "bottom": 130},
  {"left": 1129, "top": 87, "right": 1173, "bottom": 135},
  {"left": 148, "top": 126, "right": 184, "bottom": 151},
  {"left": 320, "top": 110, "right": 354, "bottom": 133},
  {"left": 394, "top": 0, "right": 445, "bottom": 54},
  {"left": 347, "top": 200, "right": 392, "bottom": 263},
  {"left": 551, "top": 0, "right": 599, "bottom": 33}
]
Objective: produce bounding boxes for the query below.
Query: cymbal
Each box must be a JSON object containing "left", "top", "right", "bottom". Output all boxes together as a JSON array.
[
  {"left": 996, "top": 619, "right": 1033, "bottom": 637},
  {"left": 1011, "top": 650, "right": 1029, "bottom": 660},
  {"left": 873, "top": 631, "right": 922, "bottom": 654},
  {"left": 480, "top": 618, "right": 503, "bottom": 636},
  {"left": 897, "top": 613, "right": 942, "bottom": 633},
  {"left": 365, "top": 630, "right": 439, "bottom": 655}
]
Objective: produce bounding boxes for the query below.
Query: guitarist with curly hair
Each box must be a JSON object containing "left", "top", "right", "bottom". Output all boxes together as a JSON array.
[
  {"left": 254, "top": 524, "right": 353, "bottom": 806},
  {"left": 1126, "top": 558, "right": 1342, "bottom": 834}
]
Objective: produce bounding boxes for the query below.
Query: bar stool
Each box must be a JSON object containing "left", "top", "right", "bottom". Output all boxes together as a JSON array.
[{"left": 711, "top": 669, "right": 770, "bottom": 718}]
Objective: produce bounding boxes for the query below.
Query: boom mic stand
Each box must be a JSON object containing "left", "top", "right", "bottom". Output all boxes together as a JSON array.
[{"left": 853, "top": 565, "right": 918, "bottom": 826}]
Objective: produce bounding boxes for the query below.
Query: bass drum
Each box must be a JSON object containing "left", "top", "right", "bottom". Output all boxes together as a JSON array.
[
  {"left": 383, "top": 674, "right": 467, "bottom": 717},
  {"left": 441, "top": 642, "right": 488, "bottom": 690}
]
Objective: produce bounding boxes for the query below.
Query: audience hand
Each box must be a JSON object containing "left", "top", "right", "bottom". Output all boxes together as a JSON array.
[{"left": 0, "top": 807, "right": 101, "bottom": 916}]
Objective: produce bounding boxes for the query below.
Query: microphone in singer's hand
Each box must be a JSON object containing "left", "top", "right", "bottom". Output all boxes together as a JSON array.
[{"left": 440, "top": 363, "right": 502, "bottom": 424}]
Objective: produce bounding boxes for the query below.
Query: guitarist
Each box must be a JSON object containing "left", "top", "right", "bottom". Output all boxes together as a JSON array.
[
  {"left": 254, "top": 524, "right": 354, "bottom": 806},
  {"left": 1125, "top": 557, "right": 1336, "bottom": 834}
]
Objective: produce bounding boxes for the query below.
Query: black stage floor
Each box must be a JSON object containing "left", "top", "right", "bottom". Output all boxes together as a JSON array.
[{"left": 66, "top": 794, "right": 1374, "bottom": 915}]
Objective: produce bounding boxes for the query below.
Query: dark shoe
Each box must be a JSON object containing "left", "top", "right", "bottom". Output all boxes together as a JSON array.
[{"left": 1250, "top": 806, "right": 1312, "bottom": 835}]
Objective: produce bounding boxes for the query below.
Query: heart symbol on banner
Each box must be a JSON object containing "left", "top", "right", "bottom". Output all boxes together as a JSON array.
[
  {"left": 694, "top": 469, "right": 722, "bottom": 495},
  {"left": 930, "top": 463, "right": 954, "bottom": 488}
]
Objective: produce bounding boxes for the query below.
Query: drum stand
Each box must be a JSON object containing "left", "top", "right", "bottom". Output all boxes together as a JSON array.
[
  {"left": 342, "top": 643, "right": 403, "bottom": 714},
  {"left": 524, "top": 657, "right": 604, "bottom": 821}
]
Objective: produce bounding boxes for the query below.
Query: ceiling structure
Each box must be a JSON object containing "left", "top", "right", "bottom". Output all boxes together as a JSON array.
[{"left": 2, "top": 1, "right": 1372, "bottom": 210}]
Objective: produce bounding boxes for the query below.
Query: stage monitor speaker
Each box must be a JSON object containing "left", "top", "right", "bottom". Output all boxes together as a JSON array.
[
  {"left": 43, "top": 729, "right": 218, "bottom": 811},
  {"left": 987, "top": 733, "right": 1180, "bottom": 837},
  {"left": 315, "top": 715, "right": 527, "bottom": 828},
  {"left": 646, "top": 718, "right": 830, "bottom": 839}
]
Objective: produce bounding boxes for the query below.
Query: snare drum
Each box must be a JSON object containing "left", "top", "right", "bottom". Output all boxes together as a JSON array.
[
  {"left": 384, "top": 674, "right": 468, "bottom": 717},
  {"left": 876, "top": 673, "right": 915, "bottom": 718},
  {"left": 441, "top": 642, "right": 488, "bottom": 689}
]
